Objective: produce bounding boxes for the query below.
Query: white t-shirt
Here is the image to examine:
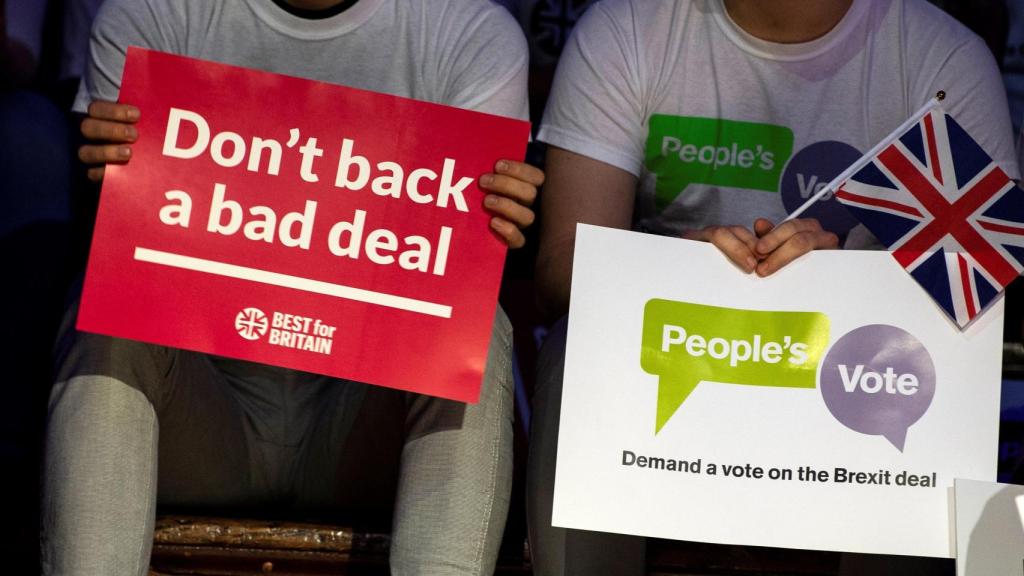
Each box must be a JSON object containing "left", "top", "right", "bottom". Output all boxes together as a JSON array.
[
  {"left": 538, "top": 0, "right": 1018, "bottom": 245},
  {"left": 73, "top": 0, "right": 528, "bottom": 122}
]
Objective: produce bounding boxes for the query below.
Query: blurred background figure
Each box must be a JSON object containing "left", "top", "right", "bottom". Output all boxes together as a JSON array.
[{"left": 1, "top": 0, "right": 100, "bottom": 571}]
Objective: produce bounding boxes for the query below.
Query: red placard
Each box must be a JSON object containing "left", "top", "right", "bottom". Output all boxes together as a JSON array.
[{"left": 77, "top": 48, "right": 530, "bottom": 403}]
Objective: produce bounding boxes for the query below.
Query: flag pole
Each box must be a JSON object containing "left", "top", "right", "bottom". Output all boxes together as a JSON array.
[{"left": 782, "top": 91, "right": 946, "bottom": 222}]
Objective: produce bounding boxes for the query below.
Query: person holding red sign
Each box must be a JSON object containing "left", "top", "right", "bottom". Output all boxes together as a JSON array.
[{"left": 42, "top": 1, "right": 543, "bottom": 575}]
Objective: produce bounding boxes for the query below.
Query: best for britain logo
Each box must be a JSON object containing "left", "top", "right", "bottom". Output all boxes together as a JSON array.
[
  {"left": 235, "top": 307, "right": 336, "bottom": 355},
  {"left": 235, "top": 307, "right": 269, "bottom": 340}
]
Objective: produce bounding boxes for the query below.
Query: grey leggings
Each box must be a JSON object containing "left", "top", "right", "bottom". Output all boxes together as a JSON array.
[{"left": 42, "top": 299, "right": 515, "bottom": 576}]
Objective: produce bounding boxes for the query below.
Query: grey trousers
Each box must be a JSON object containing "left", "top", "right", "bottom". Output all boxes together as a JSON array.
[{"left": 41, "top": 299, "right": 514, "bottom": 576}]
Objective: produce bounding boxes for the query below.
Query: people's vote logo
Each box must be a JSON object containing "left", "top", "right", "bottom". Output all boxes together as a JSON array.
[
  {"left": 641, "top": 299, "right": 831, "bottom": 433},
  {"left": 780, "top": 141, "right": 861, "bottom": 238},
  {"left": 642, "top": 301, "right": 937, "bottom": 450},
  {"left": 645, "top": 115, "right": 794, "bottom": 210},
  {"left": 235, "top": 307, "right": 269, "bottom": 341},
  {"left": 819, "top": 325, "right": 936, "bottom": 451}
]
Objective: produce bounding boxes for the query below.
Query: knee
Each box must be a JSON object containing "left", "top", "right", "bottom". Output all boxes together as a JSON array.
[
  {"left": 48, "top": 375, "right": 157, "bottom": 433},
  {"left": 55, "top": 327, "right": 179, "bottom": 409}
]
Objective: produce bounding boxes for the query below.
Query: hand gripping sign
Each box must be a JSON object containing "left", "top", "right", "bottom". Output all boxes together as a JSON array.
[{"left": 77, "top": 48, "right": 530, "bottom": 402}]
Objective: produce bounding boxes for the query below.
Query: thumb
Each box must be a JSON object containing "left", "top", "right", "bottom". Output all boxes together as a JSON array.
[{"left": 753, "top": 218, "right": 775, "bottom": 238}]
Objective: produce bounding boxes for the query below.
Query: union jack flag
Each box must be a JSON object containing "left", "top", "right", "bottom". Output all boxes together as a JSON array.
[{"left": 836, "top": 108, "right": 1024, "bottom": 328}]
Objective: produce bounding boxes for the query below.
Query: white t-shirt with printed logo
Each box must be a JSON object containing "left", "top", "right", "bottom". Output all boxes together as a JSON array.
[
  {"left": 73, "top": 0, "right": 528, "bottom": 121},
  {"left": 538, "top": 0, "right": 1018, "bottom": 246}
]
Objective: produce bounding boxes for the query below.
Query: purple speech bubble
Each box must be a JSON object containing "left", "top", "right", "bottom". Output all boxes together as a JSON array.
[
  {"left": 820, "top": 325, "right": 935, "bottom": 451},
  {"left": 780, "top": 140, "right": 861, "bottom": 239}
]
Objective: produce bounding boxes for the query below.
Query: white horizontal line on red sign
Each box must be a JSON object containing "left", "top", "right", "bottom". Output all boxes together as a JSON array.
[{"left": 133, "top": 247, "right": 453, "bottom": 319}]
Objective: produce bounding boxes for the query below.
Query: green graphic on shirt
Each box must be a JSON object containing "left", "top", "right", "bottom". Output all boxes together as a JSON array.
[
  {"left": 645, "top": 115, "right": 794, "bottom": 210},
  {"left": 641, "top": 299, "right": 830, "bottom": 434}
]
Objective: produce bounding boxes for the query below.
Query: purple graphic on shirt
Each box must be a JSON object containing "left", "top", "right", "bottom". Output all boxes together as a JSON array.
[{"left": 780, "top": 140, "right": 861, "bottom": 238}]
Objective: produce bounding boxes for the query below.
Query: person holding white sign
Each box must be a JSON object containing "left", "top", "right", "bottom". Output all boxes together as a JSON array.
[
  {"left": 42, "top": 1, "right": 544, "bottom": 575},
  {"left": 527, "top": 0, "right": 1016, "bottom": 574}
]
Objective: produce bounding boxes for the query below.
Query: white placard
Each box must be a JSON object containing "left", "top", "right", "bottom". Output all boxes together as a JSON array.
[
  {"left": 553, "top": 224, "right": 1004, "bottom": 557},
  {"left": 955, "top": 479, "right": 1024, "bottom": 575}
]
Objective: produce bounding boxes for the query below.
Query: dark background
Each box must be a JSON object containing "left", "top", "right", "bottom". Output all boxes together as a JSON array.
[{"left": 2, "top": 0, "right": 1022, "bottom": 573}]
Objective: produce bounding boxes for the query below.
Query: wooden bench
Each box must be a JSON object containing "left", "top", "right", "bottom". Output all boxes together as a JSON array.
[
  {"left": 148, "top": 516, "right": 839, "bottom": 575},
  {"left": 148, "top": 516, "right": 529, "bottom": 575}
]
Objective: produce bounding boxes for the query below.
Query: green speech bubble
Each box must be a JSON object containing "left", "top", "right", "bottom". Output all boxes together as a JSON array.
[
  {"left": 641, "top": 299, "right": 830, "bottom": 433},
  {"left": 645, "top": 115, "right": 794, "bottom": 210}
]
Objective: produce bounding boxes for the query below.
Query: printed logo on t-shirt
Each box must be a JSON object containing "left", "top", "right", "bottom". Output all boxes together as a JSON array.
[
  {"left": 779, "top": 140, "right": 861, "bottom": 239},
  {"left": 645, "top": 115, "right": 794, "bottom": 210}
]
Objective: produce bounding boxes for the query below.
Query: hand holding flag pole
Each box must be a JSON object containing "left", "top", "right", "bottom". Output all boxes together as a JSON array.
[
  {"left": 780, "top": 90, "right": 1024, "bottom": 329},
  {"left": 783, "top": 91, "right": 946, "bottom": 222}
]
